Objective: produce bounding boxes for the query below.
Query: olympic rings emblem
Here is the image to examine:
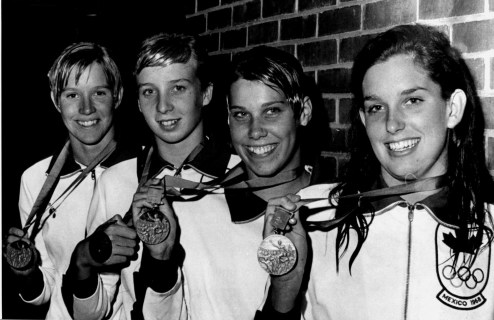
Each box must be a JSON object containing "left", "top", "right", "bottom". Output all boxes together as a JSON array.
[{"left": 442, "top": 265, "right": 484, "bottom": 289}]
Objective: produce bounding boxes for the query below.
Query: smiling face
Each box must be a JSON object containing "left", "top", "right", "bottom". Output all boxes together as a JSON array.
[
  {"left": 55, "top": 62, "right": 117, "bottom": 149},
  {"left": 360, "top": 54, "right": 464, "bottom": 186},
  {"left": 229, "top": 79, "right": 310, "bottom": 178},
  {"left": 137, "top": 59, "right": 211, "bottom": 149}
]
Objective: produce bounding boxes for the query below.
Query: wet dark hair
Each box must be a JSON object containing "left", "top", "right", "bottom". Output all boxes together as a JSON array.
[{"left": 332, "top": 23, "right": 493, "bottom": 270}]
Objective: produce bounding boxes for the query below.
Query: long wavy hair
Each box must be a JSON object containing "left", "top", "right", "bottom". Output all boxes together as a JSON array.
[{"left": 330, "top": 24, "right": 494, "bottom": 270}]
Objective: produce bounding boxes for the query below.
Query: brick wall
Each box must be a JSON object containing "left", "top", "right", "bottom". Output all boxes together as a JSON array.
[{"left": 185, "top": 0, "right": 494, "bottom": 180}]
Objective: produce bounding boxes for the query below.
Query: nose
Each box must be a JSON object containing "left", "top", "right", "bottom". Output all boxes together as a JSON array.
[
  {"left": 248, "top": 117, "right": 268, "bottom": 140},
  {"left": 79, "top": 94, "right": 96, "bottom": 115},
  {"left": 386, "top": 108, "right": 405, "bottom": 134},
  {"left": 157, "top": 93, "right": 174, "bottom": 113}
]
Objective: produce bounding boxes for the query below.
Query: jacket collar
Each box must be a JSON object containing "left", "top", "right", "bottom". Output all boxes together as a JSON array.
[
  {"left": 45, "top": 138, "right": 140, "bottom": 177},
  {"left": 368, "top": 175, "right": 451, "bottom": 224},
  {"left": 137, "top": 137, "right": 232, "bottom": 181}
]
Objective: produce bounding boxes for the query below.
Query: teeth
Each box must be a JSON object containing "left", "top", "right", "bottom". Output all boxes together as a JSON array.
[
  {"left": 78, "top": 120, "right": 98, "bottom": 127},
  {"left": 159, "top": 119, "right": 178, "bottom": 126},
  {"left": 246, "top": 144, "right": 276, "bottom": 155},
  {"left": 388, "top": 139, "right": 420, "bottom": 152}
]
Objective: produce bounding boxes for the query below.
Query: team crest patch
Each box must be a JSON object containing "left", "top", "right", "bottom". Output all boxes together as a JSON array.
[{"left": 435, "top": 224, "right": 491, "bottom": 310}]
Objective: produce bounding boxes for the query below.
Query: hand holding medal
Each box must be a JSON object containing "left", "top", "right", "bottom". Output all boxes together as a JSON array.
[
  {"left": 3, "top": 227, "right": 38, "bottom": 272},
  {"left": 134, "top": 178, "right": 171, "bottom": 245},
  {"left": 258, "top": 194, "right": 308, "bottom": 276}
]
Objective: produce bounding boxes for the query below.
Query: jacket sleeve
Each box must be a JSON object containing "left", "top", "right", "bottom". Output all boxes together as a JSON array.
[
  {"left": 18, "top": 170, "right": 56, "bottom": 305},
  {"left": 142, "top": 267, "right": 187, "bottom": 320},
  {"left": 72, "top": 175, "right": 122, "bottom": 320}
]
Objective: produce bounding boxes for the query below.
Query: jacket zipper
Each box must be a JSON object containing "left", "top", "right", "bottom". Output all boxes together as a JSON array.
[{"left": 404, "top": 204, "right": 415, "bottom": 320}]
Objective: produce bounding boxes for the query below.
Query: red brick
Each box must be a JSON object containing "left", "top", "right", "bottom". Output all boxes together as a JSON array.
[
  {"left": 203, "top": 33, "right": 219, "bottom": 52},
  {"left": 481, "top": 97, "right": 494, "bottom": 129},
  {"left": 453, "top": 20, "right": 494, "bottom": 53},
  {"left": 305, "top": 71, "right": 316, "bottom": 83},
  {"left": 329, "top": 127, "right": 349, "bottom": 151},
  {"left": 248, "top": 21, "right": 278, "bottom": 45},
  {"left": 339, "top": 34, "right": 375, "bottom": 63},
  {"left": 187, "top": 14, "right": 206, "bottom": 35},
  {"left": 221, "top": 28, "right": 247, "bottom": 50},
  {"left": 319, "top": 6, "right": 361, "bottom": 36},
  {"left": 298, "top": 40, "right": 337, "bottom": 67},
  {"left": 233, "top": 0, "right": 260, "bottom": 25},
  {"left": 419, "top": 0, "right": 483, "bottom": 19},
  {"left": 280, "top": 15, "right": 316, "bottom": 40},
  {"left": 364, "top": 0, "right": 417, "bottom": 30},
  {"left": 492, "top": 58, "right": 494, "bottom": 89},
  {"left": 318, "top": 68, "right": 352, "bottom": 94},
  {"left": 465, "top": 58, "right": 485, "bottom": 90},
  {"left": 488, "top": 137, "right": 494, "bottom": 171},
  {"left": 339, "top": 98, "right": 353, "bottom": 124},
  {"left": 263, "top": 0, "right": 295, "bottom": 18},
  {"left": 208, "top": 7, "right": 231, "bottom": 31},
  {"left": 275, "top": 44, "right": 295, "bottom": 56},
  {"left": 299, "top": 0, "right": 336, "bottom": 12},
  {"left": 324, "top": 98, "right": 336, "bottom": 122},
  {"left": 184, "top": 0, "right": 196, "bottom": 15},
  {"left": 198, "top": 0, "right": 219, "bottom": 11}
]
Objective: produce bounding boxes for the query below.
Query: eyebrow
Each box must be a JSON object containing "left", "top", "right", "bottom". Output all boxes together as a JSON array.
[
  {"left": 363, "top": 86, "right": 428, "bottom": 101},
  {"left": 137, "top": 78, "right": 192, "bottom": 89},
  {"left": 228, "top": 100, "right": 286, "bottom": 109}
]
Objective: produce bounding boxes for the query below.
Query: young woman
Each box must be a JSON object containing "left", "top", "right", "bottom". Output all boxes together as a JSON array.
[
  {"left": 3, "top": 42, "right": 138, "bottom": 319},
  {"left": 267, "top": 24, "right": 494, "bottom": 319},
  {"left": 127, "top": 44, "right": 326, "bottom": 319}
]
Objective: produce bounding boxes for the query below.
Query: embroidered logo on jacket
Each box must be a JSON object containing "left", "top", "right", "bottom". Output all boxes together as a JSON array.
[{"left": 435, "top": 224, "right": 491, "bottom": 310}]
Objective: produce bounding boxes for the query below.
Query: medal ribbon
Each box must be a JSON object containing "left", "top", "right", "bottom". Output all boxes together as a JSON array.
[
  {"left": 24, "top": 139, "right": 117, "bottom": 241},
  {"left": 297, "top": 175, "right": 448, "bottom": 230}
]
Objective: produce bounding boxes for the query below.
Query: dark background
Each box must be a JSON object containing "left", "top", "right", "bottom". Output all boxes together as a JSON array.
[{"left": 2, "top": 1, "right": 190, "bottom": 318}]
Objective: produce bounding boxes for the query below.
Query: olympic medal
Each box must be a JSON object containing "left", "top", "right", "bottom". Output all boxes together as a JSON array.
[
  {"left": 5, "top": 240, "right": 34, "bottom": 270},
  {"left": 257, "top": 234, "right": 297, "bottom": 276},
  {"left": 135, "top": 207, "right": 170, "bottom": 245}
]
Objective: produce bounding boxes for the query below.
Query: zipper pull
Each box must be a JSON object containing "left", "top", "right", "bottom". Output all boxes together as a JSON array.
[{"left": 408, "top": 204, "right": 415, "bottom": 222}]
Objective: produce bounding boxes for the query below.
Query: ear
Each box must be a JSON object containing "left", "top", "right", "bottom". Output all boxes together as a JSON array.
[
  {"left": 114, "top": 87, "right": 124, "bottom": 110},
  {"left": 446, "top": 89, "right": 466, "bottom": 129},
  {"left": 137, "top": 99, "right": 142, "bottom": 113},
  {"left": 359, "top": 109, "right": 366, "bottom": 127},
  {"left": 202, "top": 83, "right": 214, "bottom": 107},
  {"left": 51, "top": 92, "right": 61, "bottom": 113},
  {"left": 298, "top": 96, "right": 313, "bottom": 126}
]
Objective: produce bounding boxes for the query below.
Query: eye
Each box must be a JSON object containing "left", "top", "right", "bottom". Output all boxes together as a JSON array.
[
  {"left": 64, "top": 92, "right": 78, "bottom": 99},
  {"left": 230, "top": 110, "right": 249, "bottom": 121},
  {"left": 365, "top": 104, "right": 385, "bottom": 114},
  {"left": 404, "top": 97, "right": 422, "bottom": 106},
  {"left": 265, "top": 107, "right": 282, "bottom": 117},
  {"left": 140, "top": 88, "right": 155, "bottom": 97},
  {"left": 94, "top": 89, "right": 110, "bottom": 97},
  {"left": 172, "top": 85, "right": 186, "bottom": 93}
]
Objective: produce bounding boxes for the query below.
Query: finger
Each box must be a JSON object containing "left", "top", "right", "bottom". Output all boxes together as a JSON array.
[
  {"left": 288, "top": 217, "right": 297, "bottom": 225},
  {"left": 110, "top": 235, "right": 138, "bottom": 248},
  {"left": 8, "top": 228, "right": 26, "bottom": 238},
  {"left": 112, "top": 245, "right": 138, "bottom": 258},
  {"left": 106, "top": 224, "right": 137, "bottom": 240}
]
